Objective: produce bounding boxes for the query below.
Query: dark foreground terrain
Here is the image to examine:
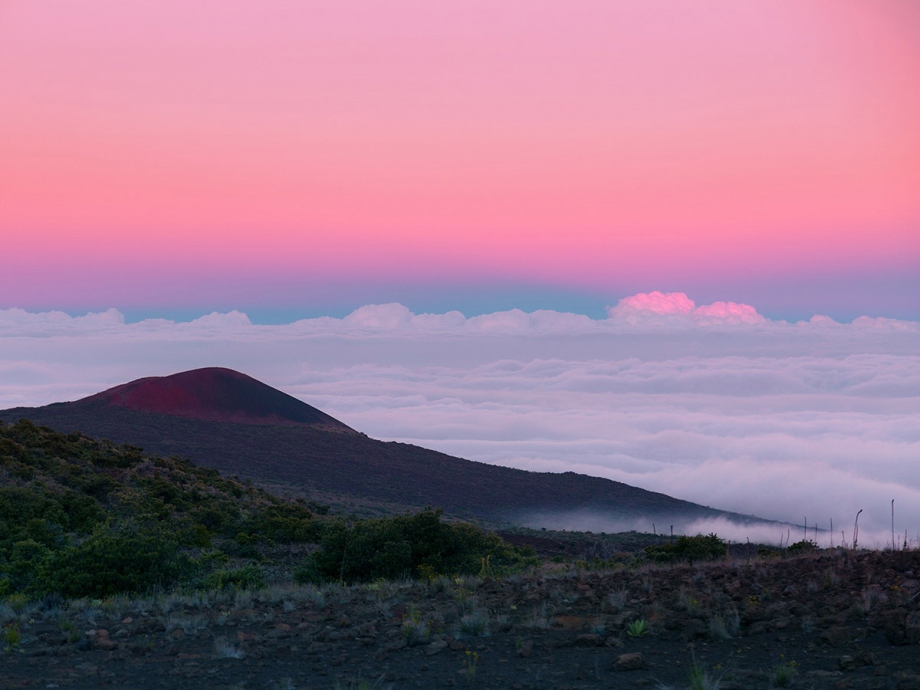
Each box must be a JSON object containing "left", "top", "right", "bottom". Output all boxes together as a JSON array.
[{"left": 3, "top": 550, "right": 919, "bottom": 690}]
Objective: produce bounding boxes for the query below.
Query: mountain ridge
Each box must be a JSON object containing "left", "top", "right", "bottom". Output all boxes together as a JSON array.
[
  {"left": 1, "top": 368, "right": 769, "bottom": 530},
  {"left": 74, "top": 367, "right": 353, "bottom": 430}
]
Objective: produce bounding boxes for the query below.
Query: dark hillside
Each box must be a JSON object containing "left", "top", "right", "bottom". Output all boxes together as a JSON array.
[
  {"left": 0, "top": 419, "right": 535, "bottom": 597},
  {"left": 0, "top": 418, "right": 322, "bottom": 597}
]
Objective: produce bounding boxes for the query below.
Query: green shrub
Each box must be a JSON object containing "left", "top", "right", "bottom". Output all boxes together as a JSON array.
[
  {"left": 199, "top": 564, "right": 265, "bottom": 591},
  {"left": 239, "top": 503, "right": 318, "bottom": 544},
  {"left": 645, "top": 533, "right": 726, "bottom": 564},
  {"left": 297, "top": 508, "right": 536, "bottom": 584},
  {"left": 38, "top": 526, "right": 194, "bottom": 598},
  {"left": 189, "top": 505, "right": 236, "bottom": 533},
  {"left": 4, "top": 539, "right": 52, "bottom": 592},
  {"left": 786, "top": 540, "right": 817, "bottom": 554}
]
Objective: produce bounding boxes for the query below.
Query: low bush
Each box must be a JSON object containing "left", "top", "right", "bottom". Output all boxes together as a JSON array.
[
  {"left": 38, "top": 526, "right": 194, "bottom": 598},
  {"left": 198, "top": 564, "right": 265, "bottom": 591},
  {"left": 645, "top": 533, "right": 727, "bottom": 564},
  {"left": 295, "top": 508, "right": 537, "bottom": 584},
  {"left": 786, "top": 540, "right": 817, "bottom": 554}
]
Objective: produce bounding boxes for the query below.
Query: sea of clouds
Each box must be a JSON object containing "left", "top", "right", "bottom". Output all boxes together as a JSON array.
[{"left": 1, "top": 292, "right": 918, "bottom": 545}]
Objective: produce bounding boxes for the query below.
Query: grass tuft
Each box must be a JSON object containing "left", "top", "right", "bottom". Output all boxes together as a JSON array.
[
  {"left": 688, "top": 660, "right": 722, "bottom": 690},
  {"left": 458, "top": 610, "right": 490, "bottom": 637},
  {"left": 626, "top": 618, "right": 649, "bottom": 637},
  {"left": 213, "top": 637, "right": 244, "bottom": 659}
]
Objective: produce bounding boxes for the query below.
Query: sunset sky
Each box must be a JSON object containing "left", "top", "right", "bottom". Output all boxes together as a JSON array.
[
  {"left": 2, "top": 2, "right": 920, "bottom": 537},
  {"left": 2, "top": 0, "right": 918, "bottom": 321}
]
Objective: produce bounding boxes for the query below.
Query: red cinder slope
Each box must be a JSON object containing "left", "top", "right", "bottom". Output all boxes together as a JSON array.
[{"left": 78, "top": 367, "right": 353, "bottom": 430}]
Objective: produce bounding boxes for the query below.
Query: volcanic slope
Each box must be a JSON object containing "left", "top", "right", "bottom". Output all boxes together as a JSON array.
[{"left": 2, "top": 367, "right": 754, "bottom": 527}]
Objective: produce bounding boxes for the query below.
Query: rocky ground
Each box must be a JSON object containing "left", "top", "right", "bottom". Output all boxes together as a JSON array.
[{"left": 2, "top": 550, "right": 919, "bottom": 690}]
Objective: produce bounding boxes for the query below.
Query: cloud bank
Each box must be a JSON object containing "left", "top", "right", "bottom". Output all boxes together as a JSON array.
[{"left": 1, "top": 293, "right": 918, "bottom": 541}]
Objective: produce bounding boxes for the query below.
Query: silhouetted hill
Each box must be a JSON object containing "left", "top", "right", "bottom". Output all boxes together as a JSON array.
[{"left": 1, "top": 369, "right": 761, "bottom": 528}]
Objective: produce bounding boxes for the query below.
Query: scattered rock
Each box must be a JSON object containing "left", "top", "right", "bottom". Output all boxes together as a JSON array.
[
  {"left": 893, "top": 673, "right": 920, "bottom": 690},
  {"left": 821, "top": 626, "right": 858, "bottom": 645},
  {"left": 839, "top": 651, "right": 876, "bottom": 671},
  {"left": 612, "top": 652, "right": 647, "bottom": 671},
  {"left": 385, "top": 639, "right": 407, "bottom": 652},
  {"left": 515, "top": 639, "right": 533, "bottom": 658},
  {"left": 882, "top": 610, "right": 920, "bottom": 646},
  {"left": 354, "top": 622, "right": 376, "bottom": 637},
  {"left": 424, "top": 640, "right": 448, "bottom": 655},
  {"left": 746, "top": 621, "right": 769, "bottom": 636},
  {"left": 93, "top": 630, "right": 118, "bottom": 650}
]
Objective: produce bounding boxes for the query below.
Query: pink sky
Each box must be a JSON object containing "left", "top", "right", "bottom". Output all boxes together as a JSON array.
[{"left": 1, "top": 1, "right": 918, "bottom": 316}]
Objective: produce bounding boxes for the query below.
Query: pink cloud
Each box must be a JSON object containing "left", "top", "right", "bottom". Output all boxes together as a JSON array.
[
  {"left": 607, "top": 291, "right": 697, "bottom": 317},
  {"left": 606, "top": 292, "right": 765, "bottom": 324},
  {"left": 693, "top": 301, "right": 765, "bottom": 325}
]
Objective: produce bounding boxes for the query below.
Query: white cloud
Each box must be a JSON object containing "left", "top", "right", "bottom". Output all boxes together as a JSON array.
[{"left": 1, "top": 296, "right": 919, "bottom": 538}]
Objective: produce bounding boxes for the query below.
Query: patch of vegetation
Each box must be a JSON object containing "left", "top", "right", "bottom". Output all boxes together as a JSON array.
[
  {"left": 294, "top": 508, "right": 537, "bottom": 584},
  {"left": 0, "top": 419, "right": 536, "bottom": 599},
  {"left": 0, "top": 419, "right": 320, "bottom": 598},
  {"left": 772, "top": 659, "right": 798, "bottom": 687},
  {"left": 785, "top": 540, "right": 818, "bottom": 554},
  {"left": 687, "top": 660, "right": 722, "bottom": 690},
  {"left": 644, "top": 533, "right": 727, "bottom": 564},
  {"left": 198, "top": 564, "right": 266, "bottom": 592},
  {"left": 626, "top": 618, "right": 649, "bottom": 637}
]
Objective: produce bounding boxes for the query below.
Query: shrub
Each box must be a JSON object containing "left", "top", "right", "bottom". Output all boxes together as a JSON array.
[
  {"left": 239, "top": 503, "right": 319, "bottom": 544},
  {"left": 38, "top": 526, "right": 194, "bottom": 598},
  {"left": 645, "top": 533, "right": 726, "bottom": 564},
  {"left": 199, "top": 564, "right": 265, "bottom": 591},
  {"left": 4, "top": 539, "right": 51, "bottom": 592},
  {"left": 786, "top": 540, "right": 817, "bottom": 554},
  {"left": 297, "top": 508, "right": 537, "bottom": 584}
]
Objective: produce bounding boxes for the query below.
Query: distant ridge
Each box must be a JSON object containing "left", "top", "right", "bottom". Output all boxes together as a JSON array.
[
  {"left": 1, "top": 368, "right": 770, "bottom": 528},
  {"left": 75, "top": 367, "right": 354, "bottom": 431}
]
